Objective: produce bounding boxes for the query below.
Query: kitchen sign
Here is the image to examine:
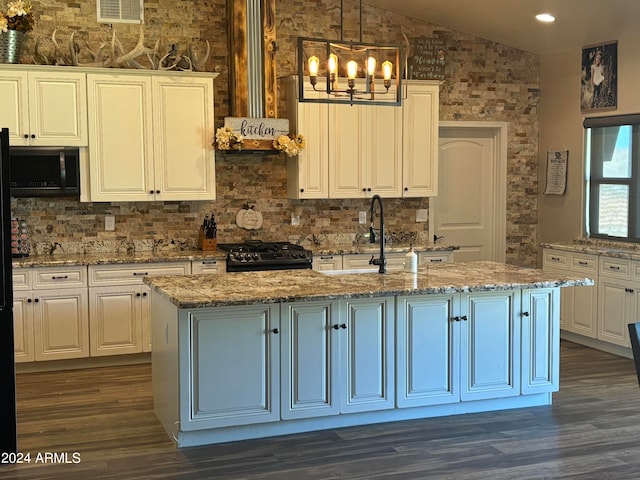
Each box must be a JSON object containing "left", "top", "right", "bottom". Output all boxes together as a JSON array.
[{"left": 223, "top": 117, "right": 289, "bottom": 140}]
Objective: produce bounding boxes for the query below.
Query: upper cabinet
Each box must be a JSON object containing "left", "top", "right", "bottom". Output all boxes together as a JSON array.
[
  {"left": 0, "top": 66, "right": 88, "bottom": 147},
  {"left": 402, "top": 81, "right": 439, "bottom": 197},
  {"left": 84, "top": 71, "right": 216, "bottom": 202},
  {"left": 285, "top": 77, "right": 439, "bottom": 199}
]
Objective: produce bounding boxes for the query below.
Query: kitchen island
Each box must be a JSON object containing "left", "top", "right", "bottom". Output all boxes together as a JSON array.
[{"left": 145, "top": 262, "right": 593, "bottom": 447}]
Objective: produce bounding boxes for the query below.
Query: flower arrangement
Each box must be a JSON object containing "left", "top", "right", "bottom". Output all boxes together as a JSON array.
[
  {"left": 215, "top": 126, "right": 243, "bottom": 151},
  {"left": 273, "top": 134, "right": 306, "bottom": 157},
  {"left": 0, "top": 0, "right": 35, "bottom": 33}
]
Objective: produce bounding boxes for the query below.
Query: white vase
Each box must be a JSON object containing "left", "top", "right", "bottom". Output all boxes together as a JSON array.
[{"left": 0, "top": 30, "right": 25, "bottom": 64}]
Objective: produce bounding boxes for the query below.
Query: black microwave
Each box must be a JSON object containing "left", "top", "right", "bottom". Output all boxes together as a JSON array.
[{"left": 9, "top": 147, "right": 80, "bottom": 197}]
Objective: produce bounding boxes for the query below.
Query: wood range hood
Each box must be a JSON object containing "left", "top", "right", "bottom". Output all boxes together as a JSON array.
[{"left": 227, "top": 0, "right": 279, "bottom": 151}]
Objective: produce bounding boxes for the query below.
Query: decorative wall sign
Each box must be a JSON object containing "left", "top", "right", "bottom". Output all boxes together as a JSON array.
[
  {"left": 581, "top": 41, "right": 617, "bottom": 112},
  {"left": 223, "top": 117, "right": 289, "bottom": 141},
  {"left": 544, "top": 150, "right": 569, "bottom": 195},
  {"left": 407, "top": 37, "right": 446, "bottom": 81}
]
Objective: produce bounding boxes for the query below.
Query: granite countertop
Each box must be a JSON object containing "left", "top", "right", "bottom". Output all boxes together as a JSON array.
[
  {"left": 542, "top": 240, "right": 640, "bottom": 260},
  {"left": 11, "top": 243, "right": 458, "bottom": 268},
  {"left": 144, "top": 261, "right": 594, "bottom": 309}
]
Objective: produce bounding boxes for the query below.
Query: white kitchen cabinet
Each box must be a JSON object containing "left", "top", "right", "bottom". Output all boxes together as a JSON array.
[
  {"left": 597, "top": 257, "right": 634, "bottom": 348},
  {"left": 312, "top": 254, "right": 343, "bottom": 271},
  {"left": 521, "top": 288, "right": 559, "bottom": 394},
  {"left": 396, "top": 290, "right": 521, "bottom": 408},
  {"left": 402, "top": 81, "right": 439, "bottom": 197},
  {"left": 85, "top": 72, "right": 216, "bottom": 202},
  {"left": 0, "top": 66, "right": 88, "bottom": 146},
  {"left": 191, "top": 259, "right": 227, "bottom": 274},
  {"left": 285, "top": 78, "right": 329, "bottom": 199},
  {"left": 180, "top": 304, "right": 281, "bottom": 430},
  {"left": 328, "top": 99, "right": 403, "bottom": 198},
  {"left": 281, "top": 301, "right": 340, "bottom": 420},
  {"left": 12, "top": 266, "right": 90, "bottom": 362},
  {"left": 88, "top": 262, "right": 190, "bottom": 355}
]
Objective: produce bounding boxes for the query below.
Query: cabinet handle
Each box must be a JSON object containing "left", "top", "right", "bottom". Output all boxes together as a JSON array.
[
  {"left": 271, "top": 328, "right": 279, "bottom": 334},
  {"left": 626, "top": 288, "right": 635, "bottom": 293},
  {"left": 23, "top": 134, "right": 28, "bottom": 139},
  {"left": 453, "top": 316, "right": 460, "bottom": 322},
  {"left": 133, "top": 272, "right": 149, "bottom": 276},
  {"left": 460, "top": 315, "right": 468, "bottom": 321},
  {"left": 27, "top": 298, "right": 32, "bottom": 303},
  {"left": 142, "top": 292, "right": 147, "bottom": 297},
  {"left": 362, "top": 188, "right": 367, "bottom": 192},
  {"left": 300, "top": 188, "right": 304, "bottom": 193},
  {"left": 367, "top": 188, "right": 372, "bottom": 192},
  {"left": 522, "top": 311, "right": 530, "bottom": 317},
  {"left": 201, "top": 260, "right": 217, "bottom": 265},
  {"left": 31, "top": 134, "right": 36, "bottom": 139},
  {"left": 551, "top": 257, "right": 560, "bottom": 261},
  {"left": 51, "top": 275, "right": 69, "bottom": 280},
  {"left": 156, "top": 190, "right": 161, "bottom": 194},
  {"left": 320, "top": 256, "right": 334, "bottom": 260},
  {"left": 404, "top": 187, "right": 408, "bottom": 191},
  {"left": 609, "top": 265, "right": 621, "bottom": 270},
  {"left": 34, "top": 298, "right": 39, "bottom": 303},
  {"left": 332, "top": 324, "right": 340, "bottom": 330},
  {"left": 430, "top": 259, "right": 443, "bottom": 263},
  {"left": 149, "top": 190, "right": 154, "bottom": 194},
  {"left": 136, "top": 292, "right": 141, "bottom": 297},
  {"left": 578, "top": 261, "right": 588, "bottom": 265}
]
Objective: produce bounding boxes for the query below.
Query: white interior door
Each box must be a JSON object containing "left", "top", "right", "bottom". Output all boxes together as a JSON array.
[{"left": 430, "top": 123, "right": 507, "bottom": 262}]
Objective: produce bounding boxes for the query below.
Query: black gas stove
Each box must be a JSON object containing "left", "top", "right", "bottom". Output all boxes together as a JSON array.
[{"left": 216, "top": 241, "right": 313, "bottom": 272}]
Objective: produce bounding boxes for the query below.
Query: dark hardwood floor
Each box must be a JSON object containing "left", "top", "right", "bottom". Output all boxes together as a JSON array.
[{"left": 4, "top": 341, "right": 640, "bottom": 479}]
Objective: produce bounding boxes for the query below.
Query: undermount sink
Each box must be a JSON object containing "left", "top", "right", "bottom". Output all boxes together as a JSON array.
[{"left": 320, "top": 268, "right": 381, "bottom": 275}]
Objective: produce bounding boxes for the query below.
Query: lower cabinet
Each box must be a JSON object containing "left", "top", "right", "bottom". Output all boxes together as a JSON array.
[
  {"left": 181, "top": 304, "right": 281, "bottom": 430},
  {"left": 396, "top": 290, "right": 526, "bottom": 408},
  {"left": 278, "top": 297, "right": 395, "bottom": 421},
  {"left": 13, "top": 266, "right": 89, "bottom": 362}
]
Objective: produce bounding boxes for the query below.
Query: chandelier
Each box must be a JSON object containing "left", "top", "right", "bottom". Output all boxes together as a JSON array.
[{"left": 296, "top": 0, "right": 404, "bottom": 106}]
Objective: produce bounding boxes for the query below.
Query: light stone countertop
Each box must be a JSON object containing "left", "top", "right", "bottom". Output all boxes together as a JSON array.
[
  {"left": 541, "top": 240, "right": 640, "bottom": 260},
  {"left": 11, "top": 243, "right": 458, "bottom": 268},
  {"left": 144, "top": 261, "right": 594, "bottom": 309}
]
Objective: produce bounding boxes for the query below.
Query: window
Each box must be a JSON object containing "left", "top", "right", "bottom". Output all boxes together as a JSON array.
[{"left": 585, "top": 114, "right": 640, "bottom": 241}]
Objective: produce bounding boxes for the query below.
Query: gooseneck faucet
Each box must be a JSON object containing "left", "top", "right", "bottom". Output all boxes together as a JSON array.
[{"left": 368, "top": 194, "right": 386, "bottom": 274}]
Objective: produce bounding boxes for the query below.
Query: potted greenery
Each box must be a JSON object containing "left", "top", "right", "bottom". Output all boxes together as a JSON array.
[{"left": 0, "top": 0, "right": 34, "bottom": 63}]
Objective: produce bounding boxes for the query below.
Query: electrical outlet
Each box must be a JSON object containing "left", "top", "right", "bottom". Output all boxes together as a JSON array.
[
  {"left": 416, "top": 209, "right": 428, "bottom": 223},
  {"left": 291, "top": 213, "right": 300, "bottom": 226},
  {"left": 105, "top": 215, "right": 115, "bottom": 231},
  {"left": 359, "top": 211, "right": 367, "bottom": 224}
]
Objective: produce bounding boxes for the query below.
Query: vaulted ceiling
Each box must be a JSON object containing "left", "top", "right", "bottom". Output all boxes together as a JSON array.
[{"left": 365, "top": 0, "right": 640, "bottom": 55}]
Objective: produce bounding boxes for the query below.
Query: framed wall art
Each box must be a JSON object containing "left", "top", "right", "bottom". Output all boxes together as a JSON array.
[{"left": 581, "top": 41, "right": 617, "bottom": 112}]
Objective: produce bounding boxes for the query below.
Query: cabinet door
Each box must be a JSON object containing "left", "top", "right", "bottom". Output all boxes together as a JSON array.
[
  {"left": 340, "top": 298, "right": 394, "bottom": 413},
  {"left": 181, "top": 305, "right": 280, "bottom": 430},
  {"left": 312, "top": 255, "right": 343, "bottom": 271},
  {"left": 402, "top": 82, "right": 439, "bottom": 197},
  {"left": 460, "top": 291, "right": 520, "bottom": 401},
  {"left": 396, "top": 295, "right": 459, "bottom": 407},
  {"left": 286, "top": 80, "right": 329, "bottom": 199},
  {"left": 33, "top": 287, "right": 89, "bottom": 361},
  {"left": 13, "top": 293, "right": 34, "bottom": 363},
  {"left": 89, "top": 286, "right": 143, "bottom": 356},
  {"left": 152, "top": 76, "right": 215, "bottom": 201},
  {"left": 329, "top": 103, "right": 365, "bottom": 198},
  {"left": 0, "top": 71, "right": 29, "bottom": 146},
  {"left": 28, "top": 70, "right": 88, "bottom": 146},
  {"left": 598, "top": 278, "right": 633, "bottom": 347},
  {"left": 87, "top": 74, "right": 154, "bottom": 201},
  {"left": 191, "top": 259, "right": 226, "bottom": 274},
  {"left": 366, "top": 105, "right": 402, "bottom": 197},
  {"left": 521, "top": 288, "right": 559, "bottom": 394},
  {"left": 281, "top": 301, "right": 340, "bottom": 419}
]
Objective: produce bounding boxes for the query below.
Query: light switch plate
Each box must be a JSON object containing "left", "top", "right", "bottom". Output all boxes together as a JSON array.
[
  {"left": 105, "top": 215, "right": 115, "bottom": 231},
  {"left": 291, "top": 213, "right": 300, "bottom": 226},
  {"left": 416, "top": 209, "right": 428, "bottom": 223},
  {"left": 359, "top": 211, "right": 367, "bottom": 224}
]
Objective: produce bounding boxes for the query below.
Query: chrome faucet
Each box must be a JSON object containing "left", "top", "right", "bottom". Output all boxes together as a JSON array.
[{"left": 368, "top": 194, "right": 386, "bottom": 274}]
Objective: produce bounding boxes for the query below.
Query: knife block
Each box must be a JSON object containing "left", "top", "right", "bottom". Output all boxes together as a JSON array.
[{"left": 198, "top": 227, "right": 217, "bottom": 251}]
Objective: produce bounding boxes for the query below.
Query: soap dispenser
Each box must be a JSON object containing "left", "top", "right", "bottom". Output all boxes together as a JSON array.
[{"left": 404, "top": 245, "right": 418, "bottom": 273}]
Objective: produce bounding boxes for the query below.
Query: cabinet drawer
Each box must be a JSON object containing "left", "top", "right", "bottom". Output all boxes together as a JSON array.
[
  {"left": 631, "top": 261, "right": 640, "bottom": 283},
  {"left": 418, "top": 253, "right": 452, "bottom": 265},
  {"left": 33, "top": 266, "right": 87, "bottom": 289},
  {"left": 191, "top": 259, "right": 226, "bottom": 274},
  {"left": 89, "top": 262, "right": 191, "bottom": 286},
  {"left": 12, "top": 269, "right": 32, "bottom": 290},
  {"left": 569, "top": 253, "right": 597, "bottom": 274},
  {"left": 599, "top": 257, "right": 631, "bottom": 280},
  {"left": 543, "top": 250, "right": 568, "bottom": 269}
]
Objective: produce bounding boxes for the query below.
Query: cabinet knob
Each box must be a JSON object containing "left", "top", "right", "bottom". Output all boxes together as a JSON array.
[
  {"left": 461, "top": 315, "right": 468, "bottom": 321},
  {"left": 34, "top": 298, "right": 39, "bottom": 303},
  {"left": 136, "top": 292, "right": 141, "bottom": 297},
  {"left": 333, "top": 324, "right": 340, "bottom": 330},
  {"left": 453, "top": 316, "right": 460, "bottom": 322},
  {"left": 142, "top": 292, "right": 147, "bottom": 297},
  {"left": 522, "top": 311, "right": 530, "bottom": 317},
  {"left": 31, "top": 134, "right": 36, "bottom": 139},
  {"left": 362, "top": 188, "right": 367, "bottom": 192},
  {"left": 156, "top": 190, "right": 160, "bottom": 194},
  {"left": 23, "top": 134, "right": 28, "bottom": 139},
  {"left": 271, "top": 328, "right": 279, "bottom": 334},
  {"left": 149, "top": 190, "right": 154, "bottom": 194},
  {"left": 340, "top": 323, "right": 347, "bottom": 329},
  {"left": 27, "top": 298, "right": 32, "bottom": 303},
  {"left": 300, "top": 188, "right": 304, "bottom": 193},
  {"left": 404, "top": 187, "right": 408, "bottom": 191},
  {"left": 367, "top": 188, "right": 372, "bottom": 192}
]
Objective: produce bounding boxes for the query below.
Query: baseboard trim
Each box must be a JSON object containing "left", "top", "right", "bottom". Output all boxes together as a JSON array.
[{"left": 16, "top": 353, "right": 151, "bottom": 373}]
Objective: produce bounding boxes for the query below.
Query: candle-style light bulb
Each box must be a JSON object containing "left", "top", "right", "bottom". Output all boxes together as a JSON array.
[
  {"left": 308, "top": 56, "right": 319, "bottom": 88},
  {"left": 367, "top": 56, "right": 376, "bottom": 77},
  {"left": 382, "top": 60, "right": 393, "bottom": 90},
  {"left": 328, "top": 54, "right": 338, "bottom": 91},
  {"left": 347, "top": 60, "right": 358, "bottom": 90}
]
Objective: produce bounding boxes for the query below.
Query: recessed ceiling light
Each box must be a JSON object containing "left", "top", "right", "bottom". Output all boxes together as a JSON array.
[{"left": 536, "top": 13, "right": 556, "bottom": 23}]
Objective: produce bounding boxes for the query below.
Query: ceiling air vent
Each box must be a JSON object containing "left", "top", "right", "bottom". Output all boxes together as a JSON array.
[{"left": 97, "top": 0, "right": 144, "bottom": 24}]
